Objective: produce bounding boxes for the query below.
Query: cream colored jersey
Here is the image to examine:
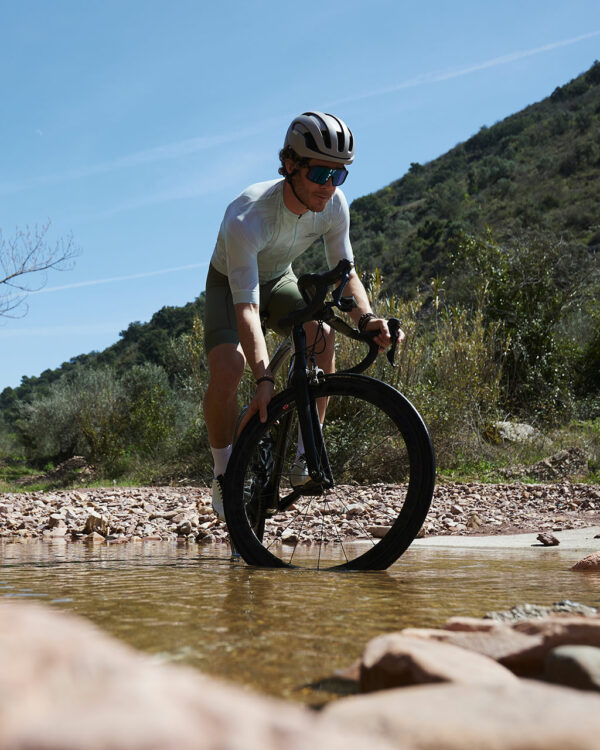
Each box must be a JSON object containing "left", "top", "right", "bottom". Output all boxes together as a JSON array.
[{"left": 210, "top": 178, "right": 353, "bottom": 305}]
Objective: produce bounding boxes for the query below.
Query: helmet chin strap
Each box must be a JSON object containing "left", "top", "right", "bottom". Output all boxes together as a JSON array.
[{"left": 285, "top": 171, "right": 310, "bottom": 212}]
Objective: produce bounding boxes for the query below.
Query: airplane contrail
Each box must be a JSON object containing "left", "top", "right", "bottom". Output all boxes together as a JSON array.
[
  {"left": 31, "top": 262, "right": 209, "bottom": 294},
  {"left": 329, "top": 31, "right": 600, "bottom": 106}
]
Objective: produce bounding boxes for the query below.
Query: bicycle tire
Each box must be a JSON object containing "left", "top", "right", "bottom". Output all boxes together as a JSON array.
[{"left": 224, "top": 374, "right": 435, "bottom": 570}]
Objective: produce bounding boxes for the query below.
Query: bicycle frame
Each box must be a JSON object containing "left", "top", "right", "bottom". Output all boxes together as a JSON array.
[{"left": 237, "top": 258, "right": 403, "bottom": 519}]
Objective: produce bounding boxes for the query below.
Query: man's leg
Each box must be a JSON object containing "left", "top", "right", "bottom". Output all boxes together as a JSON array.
[
  {"left": 304, "top": 320, "right": 334, "bottom": 423},
  {"left": 203, "top": 264, "right": 243, "bottom": 483},
  {"left": 203, "top": 342, "right": 246, "bottom": 449},
  {"left": 203, "top": 342, "right": 245, "bottom": 519}
]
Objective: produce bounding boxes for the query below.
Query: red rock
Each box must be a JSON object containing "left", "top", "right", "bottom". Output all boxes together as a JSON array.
[
  {"left": 536, "top": 532, "right": 560, "bottom": 546},
  {"left": 360, "top": 633, "right": 518, "bottom": 692},
  {"left": 400, "top": 626, "right": 546, "bottom": 676},
  {"left": 572, "top": 551, "right": 600, "bottom": 571},
  {"left": 512, "top": 616, "right": 600, "bottom": 654}
]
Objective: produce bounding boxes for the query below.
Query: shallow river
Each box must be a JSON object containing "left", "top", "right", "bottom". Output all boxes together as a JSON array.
[{"left": 1, "top": 539, "right": 598, "bottom": 702}]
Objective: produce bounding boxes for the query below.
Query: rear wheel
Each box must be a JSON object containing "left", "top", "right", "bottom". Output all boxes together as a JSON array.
[{"left": 224, "top": 374, "right": 435, "bottom": 570}]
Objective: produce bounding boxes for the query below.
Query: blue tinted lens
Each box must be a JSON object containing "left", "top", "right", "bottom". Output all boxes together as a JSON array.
[
  {"left": 331, "top": 168, "right": 348, "bottom": 186},
  {"left": 306, "top": 166, "right": 348, "bottom": 186},
  {"left": 306, "top": 166, "right": 331, "bottom": 184}
]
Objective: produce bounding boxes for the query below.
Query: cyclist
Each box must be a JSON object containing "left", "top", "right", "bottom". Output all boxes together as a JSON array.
[{"left": 203, "top": 111, "right": 398, "bottom": 520}]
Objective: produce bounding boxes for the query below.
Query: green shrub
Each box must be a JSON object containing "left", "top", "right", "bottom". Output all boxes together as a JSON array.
[
  {"left": 449, "top": 231, "right": 591, "bottom": 420},
  {"left": 15, "top": 363, "right": 201, "bottom": 477},
  {"left": 0, "top": 414, "right": 19, "bottom": 459}
]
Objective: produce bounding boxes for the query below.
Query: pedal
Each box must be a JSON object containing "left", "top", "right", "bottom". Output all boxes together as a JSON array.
[{"left": 308, "top": 366, "right": 325, "bottom": 384}]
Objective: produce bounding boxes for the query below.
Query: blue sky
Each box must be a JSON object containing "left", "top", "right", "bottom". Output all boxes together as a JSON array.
[{"left": 1, "top": 0, "right": 599, "bottom": 392}]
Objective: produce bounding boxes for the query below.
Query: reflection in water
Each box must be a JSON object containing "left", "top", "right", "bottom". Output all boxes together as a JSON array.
[{"left": 1, "top": 540, "right": 599, "bottom": 701}]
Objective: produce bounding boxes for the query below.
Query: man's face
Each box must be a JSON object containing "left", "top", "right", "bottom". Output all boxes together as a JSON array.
[{"left": 287, "top": 158, "right": 346, "bottom": 213}]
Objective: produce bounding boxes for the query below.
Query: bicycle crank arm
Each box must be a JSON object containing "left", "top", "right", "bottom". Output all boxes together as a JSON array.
[{"left": 277, "top": 481, "right": 330, "bottom": 513}]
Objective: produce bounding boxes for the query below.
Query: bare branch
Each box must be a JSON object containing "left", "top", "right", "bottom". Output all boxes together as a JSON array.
[{"left": 0, "top": 221, "right": 80, "bottom": 318}]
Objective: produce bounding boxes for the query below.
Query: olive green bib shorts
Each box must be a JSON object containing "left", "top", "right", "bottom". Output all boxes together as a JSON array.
[{"left": 203, "top": 264, "right": 305, "bottom": 354}]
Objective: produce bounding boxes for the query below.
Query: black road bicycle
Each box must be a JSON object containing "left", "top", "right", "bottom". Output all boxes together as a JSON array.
[{"left": 223, "top": 259, "right": 435, "bottom": 570}]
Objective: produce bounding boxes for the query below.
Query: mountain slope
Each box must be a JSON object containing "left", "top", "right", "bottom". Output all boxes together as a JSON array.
[{"left": 297, "top": 60, "right": 600, "bottom": 294}]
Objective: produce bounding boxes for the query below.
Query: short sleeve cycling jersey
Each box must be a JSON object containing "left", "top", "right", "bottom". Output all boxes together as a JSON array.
[{"left": 209, "top": 178, "right": 353, "bottom": 305}]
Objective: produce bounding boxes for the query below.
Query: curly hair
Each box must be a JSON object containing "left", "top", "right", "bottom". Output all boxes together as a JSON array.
[{"left": 278, "top": 146, "right": 310, "bottom": 177}]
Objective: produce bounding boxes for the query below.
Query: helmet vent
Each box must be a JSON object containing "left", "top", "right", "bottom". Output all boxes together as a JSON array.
[{"left": 302, "top": 131, "right": 319, "bottom": 153}]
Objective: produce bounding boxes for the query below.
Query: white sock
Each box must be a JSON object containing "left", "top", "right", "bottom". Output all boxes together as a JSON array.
[
  {"left": 211, "top": 445, "right": 232, "bottom": 477},
  {"left": 296, "top": 424, "right": 323, "bottom": 459}
]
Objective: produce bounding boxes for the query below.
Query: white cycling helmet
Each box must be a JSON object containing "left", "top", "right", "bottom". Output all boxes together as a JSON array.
[{"left": 284, "top": 111, "right": 354, "bottom": 165}]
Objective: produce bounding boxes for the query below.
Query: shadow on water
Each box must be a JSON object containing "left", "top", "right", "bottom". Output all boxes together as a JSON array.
[{"left": 1, "top": 539, "right": 599, "bottom": 701}]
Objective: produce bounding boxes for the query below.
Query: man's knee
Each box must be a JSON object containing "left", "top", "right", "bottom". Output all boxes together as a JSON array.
[
  {"left": 207, "top": 344, "right": 245, "bottom": 396},
  {"left": 304, "top": 322, "right": 335, "bottom": 368}
]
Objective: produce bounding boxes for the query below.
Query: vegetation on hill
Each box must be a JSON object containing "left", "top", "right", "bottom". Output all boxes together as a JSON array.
[
  {"left": 1, "top": 62, "right": 599, "bottom": 488},
  {"left": 0, "top": 296, "right": 205, "bottom": 424},
  {"left": 348, "top": 60, "right": 600, "bottom": 294}
]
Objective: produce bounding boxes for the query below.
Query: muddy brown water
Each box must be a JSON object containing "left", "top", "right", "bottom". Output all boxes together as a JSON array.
[{"left": 1, "top": 539, "right": 599, "bottom": 702}]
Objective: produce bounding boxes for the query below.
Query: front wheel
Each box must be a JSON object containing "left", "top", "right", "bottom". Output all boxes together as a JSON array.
[{"left": 224, "top": 374, "right": 435, "bottom": 570}]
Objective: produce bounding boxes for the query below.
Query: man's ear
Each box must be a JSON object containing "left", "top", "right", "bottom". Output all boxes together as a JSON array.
[{"left": 283, "top": 159, "right": 296, "bottom": 177}]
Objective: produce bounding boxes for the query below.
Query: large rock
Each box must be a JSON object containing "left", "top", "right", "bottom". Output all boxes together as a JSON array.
[
  {"left": 83, "top": 508, "right": 109, "bottom": 536},
  {"left": 325, "top": 681, "right": 600, "bottom": 750},
  {"left": 512, "top": 615, "right": 600, "bottom": 652},
  {"left": 572, "top": 551, "right": 600, "bottom": 571},
  {"left": 360, "top": 633, "right": 517, "bottom": 691},
  {"left": 492, "top": 421, "right": 542, "bottom": 443},
  {"left": 400, "top": 624, "right": 547, "bottom": 676},
  {"left": 404, "top": 615, "right": 600, "bottom": 677},
  {"left": 544, "top": 645, "right": 600, "bottom": 691},
  {"left": 0, "top": 601, "right": 398, "bottom": 750}
]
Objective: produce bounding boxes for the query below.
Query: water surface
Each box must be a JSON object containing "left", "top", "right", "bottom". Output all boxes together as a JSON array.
[{"left": 1, "top": 540, "right": 598, "bottom": 701}]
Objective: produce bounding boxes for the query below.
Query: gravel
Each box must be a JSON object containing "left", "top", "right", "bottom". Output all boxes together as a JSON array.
[{"left": 0, "top": 481, "right": 599, "bottom": 545}]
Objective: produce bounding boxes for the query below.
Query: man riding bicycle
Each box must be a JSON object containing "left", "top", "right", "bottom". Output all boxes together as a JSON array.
[{"left": 203, "top": 111, "right": 398, "bottom": 520}]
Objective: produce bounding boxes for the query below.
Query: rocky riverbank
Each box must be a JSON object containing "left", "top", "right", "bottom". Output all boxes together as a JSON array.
[
  {"left": 1, "top": 480, "right": 600, "bottom": 543},
  {"left": 2, "top": 598, "right": 600, "bottom": 749}
]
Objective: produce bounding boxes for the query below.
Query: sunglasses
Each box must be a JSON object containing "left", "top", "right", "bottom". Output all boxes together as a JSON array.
[{"left": 305, "top": 165, "right": 349, "bottom": 186}]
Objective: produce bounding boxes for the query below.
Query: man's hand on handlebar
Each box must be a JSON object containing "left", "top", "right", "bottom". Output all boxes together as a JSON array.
[{"left": 363, "top": 317, "right": 405, "bottom": 353}]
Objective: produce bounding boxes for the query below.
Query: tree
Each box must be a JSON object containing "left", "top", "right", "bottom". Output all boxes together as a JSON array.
[{"left": 0, "top": 221, "right": 79, "bottom": 317}]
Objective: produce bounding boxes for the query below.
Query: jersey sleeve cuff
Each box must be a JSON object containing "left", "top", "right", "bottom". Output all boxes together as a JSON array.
[{"left": 232, "top": 289, "right": 260, "bottom": 305}]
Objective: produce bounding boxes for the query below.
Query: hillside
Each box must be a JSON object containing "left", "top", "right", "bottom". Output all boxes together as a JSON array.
[
  {"left": 297, "top": 60, "right": 600, "bottom": 293},
  {"left": 0, "top": 297, "right": 205, "bottom": 419},
  {"left": 2, "top": 61, "right": 600, "bottom": 412}
]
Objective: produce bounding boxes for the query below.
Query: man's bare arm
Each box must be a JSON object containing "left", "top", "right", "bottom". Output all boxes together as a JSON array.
[
  {"left": 234, "top": 302, "right": 274, "bottom": 425},
  {"left": 343, "top": 270, "right": 400, "bottom": 351}
]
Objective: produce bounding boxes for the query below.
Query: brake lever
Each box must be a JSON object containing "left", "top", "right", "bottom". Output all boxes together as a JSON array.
[{"left": 386, "top": 318, "right": 401, "bottom": 367}]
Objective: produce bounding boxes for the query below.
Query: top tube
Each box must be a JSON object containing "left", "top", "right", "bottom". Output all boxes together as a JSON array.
[{"left": 277, "top": 259, "right": 354, "bottom": 329}]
